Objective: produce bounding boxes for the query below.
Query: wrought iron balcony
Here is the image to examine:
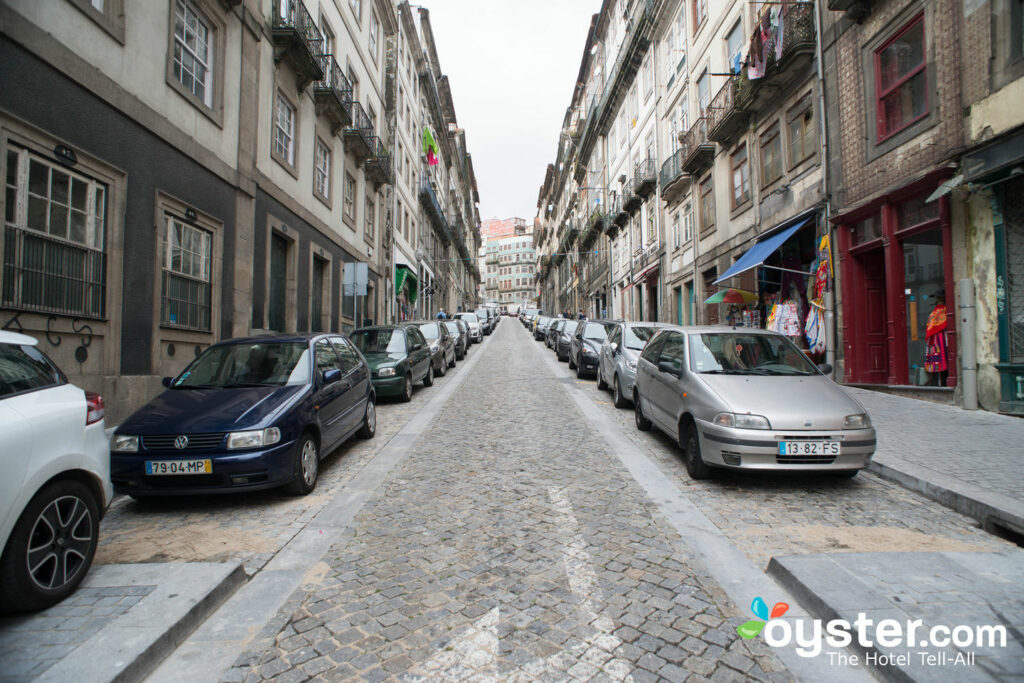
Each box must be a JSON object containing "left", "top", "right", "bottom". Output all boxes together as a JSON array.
[
  {"left": 364, "top": 136, "right": 392, "bottom": 188},
  {"left": 739, "top": 2, "right": 818, "bottom": 110},
  {"left": 313, "top": 55, "right": 352, "bottom": 134},
  {"left": 623, "top": 186, "right": 642, "bottom": 214},
  {"left": 659, "top": 148, "right": 691, "bottom": 204},
  {"left": 680, "top": 117, "right": 715, "bottom": 175},
  {"left": 632, "top": 157, "right": 657, "bottom": 199},
  {"left": 344, "top": 102, "right": 374, "bottom": 164},
  {"left": 609, "top": 195, "right": 628, "bottom": 235},
  {"left": 271, "top": 0, "right": 324, "bottom": 91},
  {"left": 418, "top": 174, "right": 452, "bottom": 245},
  {"left": 827, "top": 0, "right": 873, "bottom": 22},
  {"left": 707, "top": 75, "right": 751, "bottom": 145}
]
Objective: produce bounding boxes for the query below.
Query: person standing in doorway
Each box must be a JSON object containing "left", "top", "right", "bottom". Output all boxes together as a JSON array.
[{"left": 924, "top": 289, "right": 948, "bottom": 386}]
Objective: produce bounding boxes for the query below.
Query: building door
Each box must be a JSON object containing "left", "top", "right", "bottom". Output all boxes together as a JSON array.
[
  {"left": 675, "top": 286, "right": 683, "bottom": 324},
  {"left": 268, "top": 233, "right": 288, "bottom": 332},
  {"left": 647, "top": 277, "right": 658, "bottom": 321},
  {"left": 685, "top": 281, "right": 694, "bottom": 324},
  {"left": 311, "top": 257, "right": 325, "bottom": 332},
  {"left": 861, "top": 250, "right": 889, "bottom": 384}
]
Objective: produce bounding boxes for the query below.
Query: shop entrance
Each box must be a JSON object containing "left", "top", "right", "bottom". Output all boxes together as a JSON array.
[{"left": 860, "top": 249, "right": 889, "bottom": 384}]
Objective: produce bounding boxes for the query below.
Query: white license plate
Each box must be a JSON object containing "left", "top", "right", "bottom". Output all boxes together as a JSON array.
[
  {"left": 145, "top": 459, "right": 212, "bottom": 475},
  {"left": 778, "top": 441, "right": 840, "bottom": 456}
]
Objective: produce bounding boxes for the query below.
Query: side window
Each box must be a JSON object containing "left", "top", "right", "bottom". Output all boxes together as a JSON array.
[
  {"left": 314, "top": 339, "right": 341, "bottom": 377},
  {"left": 331, "top": 337, "right": 362, "bottom": 373},
  {"left": 0, "top": 343, "right": 65, "bottom": 397},
  {"left": 610, "top": 327, "right": 622, "bottom": 346},
  {"left": 407, "top": 328, "right": 424, "bottom": 349},
  {"left": 639, "top": 333, "right": 666, "bottom": 364},
  {"left": 658, "top": 333, "right": 687, "bottom": 371}
]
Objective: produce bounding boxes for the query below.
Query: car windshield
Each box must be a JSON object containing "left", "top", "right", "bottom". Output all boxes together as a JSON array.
[
  {"left": 350, "top": 329, "right": 406, "bottom": 354},
  {"left": 419, "top": 323, "right": 439, "bottom": 340},
  {"left": 173, "top": 342, "right": 311, "bottom": 388},
  {"left": 475, "top": 310, "right": 488, "bottom": 319},
  {"left": 624, "top": 326, "right": 659, "bottom": 350},
  {"left": 443, "top": 321, "right": 460, "bottom": 335},
  {"left": 0, "top": 343, "right": 65, "bottom": 396},
  {"left": 689, "top": 333, "right": 818, "bottom": 375},
  {"left": 539, "top": 317, "right": 551, "bottom": 325},
  {"left": 562, "top": 321, "right": 579, "bottom": 335},
  {"left": 582, "top": 322, "right": 612, "bottom": 341},
  {"left": 457, "top": 313, "right": 479, "bottom": 323}
]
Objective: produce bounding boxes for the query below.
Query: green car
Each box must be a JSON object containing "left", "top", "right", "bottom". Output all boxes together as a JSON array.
[{"left": 349, "top": 325, "right": 434, "bottom": 402}]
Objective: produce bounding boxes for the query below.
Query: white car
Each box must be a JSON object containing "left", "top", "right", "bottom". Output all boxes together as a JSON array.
[
  {"left": 454, "top": 312, "right": 483, "bottom": 342},
  {"left": 0, "top": 330, "right": 111, "bottom": 613}
]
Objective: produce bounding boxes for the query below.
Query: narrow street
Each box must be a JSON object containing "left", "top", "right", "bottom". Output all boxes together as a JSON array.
[{"left": 32, "top": 320, "right": 997, "bottom": 683}]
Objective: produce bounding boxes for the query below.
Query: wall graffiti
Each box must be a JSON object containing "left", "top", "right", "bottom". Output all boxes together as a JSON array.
[{"left": 0, "top": 312, "right": 95, "bottom": 364}]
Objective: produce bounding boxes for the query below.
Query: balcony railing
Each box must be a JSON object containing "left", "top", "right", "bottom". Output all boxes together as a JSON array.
[
  {"left": 741, "top": 2, "right": 817, "bottom": 110},
  {"left": 313, "top": 54, "right": 352, "bottom": 133},
  {"left": 608, "top": 195, "right": 627, "bottom": 236},
  {"left": 659, "top": 148, "right": 691, "bottom": 204},
  {"left": 418, "top": 174, "right": 452, "bottom": 245},
  {"left": 827, "top": 0, "right": 873, "bottom": 20},
  {"left": 680, "top": 117, "right": 715, "bottom": 174},
  {"left": 343, "top": 102, "right": 374, "bottom": 164},
  {"left": 707, "top": 75, "right": 751, "bottom": 145},
  {"left": 364, "top": 136, "right": 392, "bottom": 188},
  {"left": 623, "top": 186, "right": 642, "bottom": 213},
  {"left": 271, "top": 0, "right": 324, "bottom": 90},
  {"left": 632, "top": 157, "right": 657, "bottom": 199}
]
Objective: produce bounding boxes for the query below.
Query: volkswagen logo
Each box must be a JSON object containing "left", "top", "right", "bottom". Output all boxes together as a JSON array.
[{"left": 174, "top": 435, "right": 189, "bottom": 450}]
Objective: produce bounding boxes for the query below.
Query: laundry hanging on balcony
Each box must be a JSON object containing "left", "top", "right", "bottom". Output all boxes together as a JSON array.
[
  {"left": 422, "top": 126, "right": 439, "bottom": 166},
  {"left": 747, "top": 5, "right": 784, "bottom": 80}
]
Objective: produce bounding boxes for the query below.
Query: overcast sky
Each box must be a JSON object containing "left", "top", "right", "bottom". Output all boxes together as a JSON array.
[{"left": 420, "top": 1, "right": 602, "bottom": 223}]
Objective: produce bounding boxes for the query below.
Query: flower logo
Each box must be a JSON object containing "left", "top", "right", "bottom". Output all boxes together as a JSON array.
[{"left": 737, "top": 597, "right": 789, "bottom": 639}]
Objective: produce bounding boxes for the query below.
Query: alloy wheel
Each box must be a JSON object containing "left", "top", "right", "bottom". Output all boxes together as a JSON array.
[
  {"left": 301, "top": 439, "right": 318, "bottom": 486},
  {"left": 26, "top": 495, "right": 93, "bottom": 591}
]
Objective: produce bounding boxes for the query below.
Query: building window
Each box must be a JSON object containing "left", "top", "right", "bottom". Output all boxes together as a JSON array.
[
  {"left": 273, "top": 91, "right": 296, "bottom": 168},
  {"left": 699, "top": 174, "right": 715, "bottom": 234},
  {"left": 875, "top": 14, "right": 927, "bottom": 141},
  {"left": 683, "top": 203, "right": 693, "bottom": 242},
  {"left": 643, "top": 55, "right": 654, "bottom": 99},
  {"left": 349, "top": 0, "right": 361, "bottom": 22},
  {"left": 314, "top": 138, "right": 331, "bottom": 203},
  {"left": 320, "top": 15, "right": 335, "bottom": 55},
  {"left": 172, "top": 0, "right": 213, "bottom": 107},
  {"left": 788, "top": 100, "right": 816, "bottom": 167},
  {"left": 731, "top": 144, "right": 750, "bottom": 208},
  {"left": 364, "top": 193, "right": 375, "bottom": 241},
  {"left": 2, "top": 146, "right": 107, "bottom": 318},
  {"left": 672, "top": 212, "right": 680, "bottom": 248},
  {"left": 726, "top": 20, "right": 743, "bottom": 73},
  {"left": 647, "top": 205, "right": 656, "bottom": 241},
  {"left": 370, "top": 11, "right": 380, "bottom": 63},
  {"left": 343, "top": 172, "right": 356, "bottom": 223},
  {"left": 760, "top": 122, "right": 782, "bottom": 185},
  {"left": 693, "top": 0, "right": 707, "bottom": 32},
  {"left": 67, "top": 0, "right": 125, "bottom": 42},
  {"left": 697, "top": 70, "right": 710, "bottom": 115},
  {"left": 161, "top": 215, "right": 211, "bottom": 331}
]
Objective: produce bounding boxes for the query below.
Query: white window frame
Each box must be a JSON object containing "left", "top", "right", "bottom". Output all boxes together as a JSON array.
[
  {"left": 273, "top": 91, "right": 296, "bottom": 168},
  {"left": 314, "top": 137, "right": 331, "bottom": 204},
  {"left": 172, "top": 0, "right": 214, "bottom": 107},
  {"left": 161, "top": 214, "right": 212, "bottom": 331}
]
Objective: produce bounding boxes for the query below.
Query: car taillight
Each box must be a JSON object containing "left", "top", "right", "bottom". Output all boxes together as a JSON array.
[{"left": 85, "top": 391, "right": 104, "bottom": 425}]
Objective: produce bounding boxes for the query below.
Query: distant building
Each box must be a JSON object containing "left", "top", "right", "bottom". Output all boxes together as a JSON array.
[{"left": 482, "top": 218, "right": 534, "bottom": 307}]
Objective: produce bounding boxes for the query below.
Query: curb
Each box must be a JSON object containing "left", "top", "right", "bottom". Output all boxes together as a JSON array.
[
  {"left": 867, "top": 458, "right": 1024, "bottom": 540},
  {"left": 35, "top": 562, "right": 246, "bottom": 683}
]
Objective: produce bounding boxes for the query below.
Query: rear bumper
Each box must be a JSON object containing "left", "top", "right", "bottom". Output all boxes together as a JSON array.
[{"left": 696, "top": 419, "right": 877, "bottom": 471}]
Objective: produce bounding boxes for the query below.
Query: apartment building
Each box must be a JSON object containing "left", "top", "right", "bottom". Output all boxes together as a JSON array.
[
  {"left": 481, "top": 219, "right": 535, "bottom": 307},
  {"left": 0, "top": 0, "right": 479, "bottom": 420}
]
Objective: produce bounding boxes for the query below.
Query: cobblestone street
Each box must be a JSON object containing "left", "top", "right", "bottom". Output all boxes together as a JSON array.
[{"left": 224, "top": 322, "right": 793, "bottom": 682}]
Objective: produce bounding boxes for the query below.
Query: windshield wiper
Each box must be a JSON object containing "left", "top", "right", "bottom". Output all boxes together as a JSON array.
[
  {"left": 172, "top": 383, "right": 219, "bottom": 390},
  {"left": 701, "top": 369, "right": 744, "bottom": 375},
  {"left": 222, "top": 382, "right": 277, "bottom": 388}
]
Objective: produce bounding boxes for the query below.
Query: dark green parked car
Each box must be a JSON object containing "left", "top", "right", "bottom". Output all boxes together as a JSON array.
[{"left": 350, "top": 325, "right": 434, "bottom": 402}]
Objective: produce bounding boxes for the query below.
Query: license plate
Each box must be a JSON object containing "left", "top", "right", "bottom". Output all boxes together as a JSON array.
[
  {"left": 778, "top": 441, "right": 840, "bottom": 456},
  {"left": 145, "top": 459, "right": 212, "bottom": 475}
]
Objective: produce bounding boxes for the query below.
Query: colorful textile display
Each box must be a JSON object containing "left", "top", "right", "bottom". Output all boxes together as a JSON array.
[
  {"left": 422, "top": 127, "right": 439, "bottom": 166},
  {"left": 924, "top": 303, "right": 948, "bottom": 373},
  {"left": 805, "top": 301, "right": 825, "bottom": 355}
]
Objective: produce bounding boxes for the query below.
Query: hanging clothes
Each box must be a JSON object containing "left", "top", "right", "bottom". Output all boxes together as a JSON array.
[
  {"left": 924, "top": 303, "right": 949, "bottom": 373},
  {"left": 805, "top": 301, "right": 826, "bottom": 355}
]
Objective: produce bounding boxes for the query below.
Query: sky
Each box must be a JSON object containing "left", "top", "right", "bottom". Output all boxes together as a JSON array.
[{"left": 419, "top": 1, "right": 602, "bottom": 223}]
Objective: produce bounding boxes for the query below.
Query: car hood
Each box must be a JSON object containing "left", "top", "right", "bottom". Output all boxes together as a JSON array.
[
  {"left": 363, "top": 352, "right": 406, "bottom": 369},
  {"left": 696, "top": 374, "right": 864, "bottom": 430},
  {"left": 118, "top": 385, "right": 307, "bottom": 434}
]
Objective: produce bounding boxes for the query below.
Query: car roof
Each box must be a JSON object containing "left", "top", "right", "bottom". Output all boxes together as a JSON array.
[
  {"left": 216, "top": 332, "right": 332, "bottom": 345},
  {"left": 0, "top": 330, "right": 39, "bottom": 346},
  {"left": 353, "top": 325, "right": 406, "bottom": 332}
]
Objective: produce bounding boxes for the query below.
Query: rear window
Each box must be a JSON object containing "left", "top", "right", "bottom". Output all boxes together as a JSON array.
[{"left": 0, "top": 343, "right": 66, "bottom": 397}]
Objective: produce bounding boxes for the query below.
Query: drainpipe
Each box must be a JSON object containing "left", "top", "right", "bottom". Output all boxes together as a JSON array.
[
  {"left": 958, "top": 278, "right": 978, "bottom": 409},
  {"left": 813, "top": 0, "right": 836, "bottom": 375}
]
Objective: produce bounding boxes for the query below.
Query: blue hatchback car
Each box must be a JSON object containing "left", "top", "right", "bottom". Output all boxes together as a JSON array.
[{"left": 110, "top": 333, "right": 375, "bottom": 497}]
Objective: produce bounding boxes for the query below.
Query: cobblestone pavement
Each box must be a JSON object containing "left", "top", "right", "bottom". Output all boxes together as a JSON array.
[
  {"left": 92, "top": 339, "right": 484, "bottom": 575},
  {"left": 226, "top": 320, "right": 791, "bottom": 682},
  {"left": 530, "top": 327, "right": 1013, "bottom": 572},
  {"left": 844, "top": 387, "right": 1024, "bottom": 503}
]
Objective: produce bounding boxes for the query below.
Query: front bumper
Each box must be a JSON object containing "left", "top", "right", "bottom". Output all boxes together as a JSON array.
[
  {"left": 696, "top": 419, "right": 876, "bottom": 472},
  {"left": 110, "top": 439, "right": 297, "bottom": 495},
  {"left": 372, "top": 374, "right": 406, "bottom": 396},
  {"left": 578, "top": 353, "right": 599, "bottom": 373}
]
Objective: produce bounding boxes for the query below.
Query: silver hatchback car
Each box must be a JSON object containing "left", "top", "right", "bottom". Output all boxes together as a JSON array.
[
  {"left": 597, "top": 321, "right": 671, "bottom": 408},
  {"left": 633, "top": 326, "right": 876, "bottom": 479}
]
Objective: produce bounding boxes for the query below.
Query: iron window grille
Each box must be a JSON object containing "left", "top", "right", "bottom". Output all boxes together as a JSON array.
[{"left": 161, "top": 214, "right": 211, "bottom": 331}]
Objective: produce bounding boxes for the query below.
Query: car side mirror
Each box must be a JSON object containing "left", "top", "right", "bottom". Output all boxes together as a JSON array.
[
  {"left": 609, "top": 342, "right": 619, "bottom": 354},
  {"left": 322, "top": 368, "right": 342, "bottom": 384},
  {"left": 658, "top": 360, "right": 683, "bottom": 378},
  {"left": 162, "top": 376, "right": 173, "bottom": 388},
  {"left": 411, "top": 342, "right": 422, "bottom": 351},
  {"left": 817, "top": 362, "right": 833, "bottom": 376}
]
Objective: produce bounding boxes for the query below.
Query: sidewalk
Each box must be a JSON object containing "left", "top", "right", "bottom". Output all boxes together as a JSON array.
[{"left": 846, "top": 387, "right": 1024, "bottom": 538}]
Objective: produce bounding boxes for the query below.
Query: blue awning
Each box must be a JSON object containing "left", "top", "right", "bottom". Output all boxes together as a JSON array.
[{"left": 713, "top": 217, "right": 812, "bottom": 285}]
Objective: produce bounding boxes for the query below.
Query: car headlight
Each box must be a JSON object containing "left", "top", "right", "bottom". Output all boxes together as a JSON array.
[
  {"left": 843, "top": 414, "right": 871, "bottom": 429},
  {"left": 583, "top": 346, "right": 597, "bottom": 356},
  {"left": 625, "top": 359, "right": 637, "bottom": 371},
  {"left": 227, "top": 427, "right": 282, "bottom": 450},
  {"left": 713, "top": 413, "right": 771, "bottom": 430},
  {"left": 112, "top": 434, "right": 138, "bottom": 452},
  {"left": 377, "top": 367, "right": 396, "bottom": 377}
]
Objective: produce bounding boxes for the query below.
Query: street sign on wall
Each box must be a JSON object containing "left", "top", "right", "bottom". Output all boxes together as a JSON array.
[{"left": 343, "top": 262, "right": 368, "bottom": 296}]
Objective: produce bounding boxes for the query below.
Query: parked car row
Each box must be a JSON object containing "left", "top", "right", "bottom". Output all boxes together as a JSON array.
[{"left": 527, "top": 319, "right": 877, "bottom": 480}]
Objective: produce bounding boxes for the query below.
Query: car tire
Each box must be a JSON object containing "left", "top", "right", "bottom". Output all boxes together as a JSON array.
[
  {"left": 448, "top": 351, "right": 456, "bottom": 368},
  {"left": 437, "top": 357, "right": 447, "bottom": 376},
  {"left": 358, "top": 397, "right": 376, "bottom": 439},
  {"left": 597, "top": 369, "right": 608, "bottom": 391},
  {"left": 568, "top": 353, "right": 577, "bottom": 370},
  {"left": 0, "top": 479, "right": 100, "bottom": 613},
  {"left": 285, "top": 432, "right": 318, "bottom": 495},
  {"left": 634, "top": 392, "right": 652, "bottom": 431},
  {"left": 423, "top": 365, "right": 434, "bottom": 387},
  {"left": 576, "top": 359, "right": 584, "bottom": 378},
  {"left": 681, "top": 419, "right": 711, "bottom": 480},
  {"left": 613, "top": 376, "right": 629, "bottom": 409}
]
